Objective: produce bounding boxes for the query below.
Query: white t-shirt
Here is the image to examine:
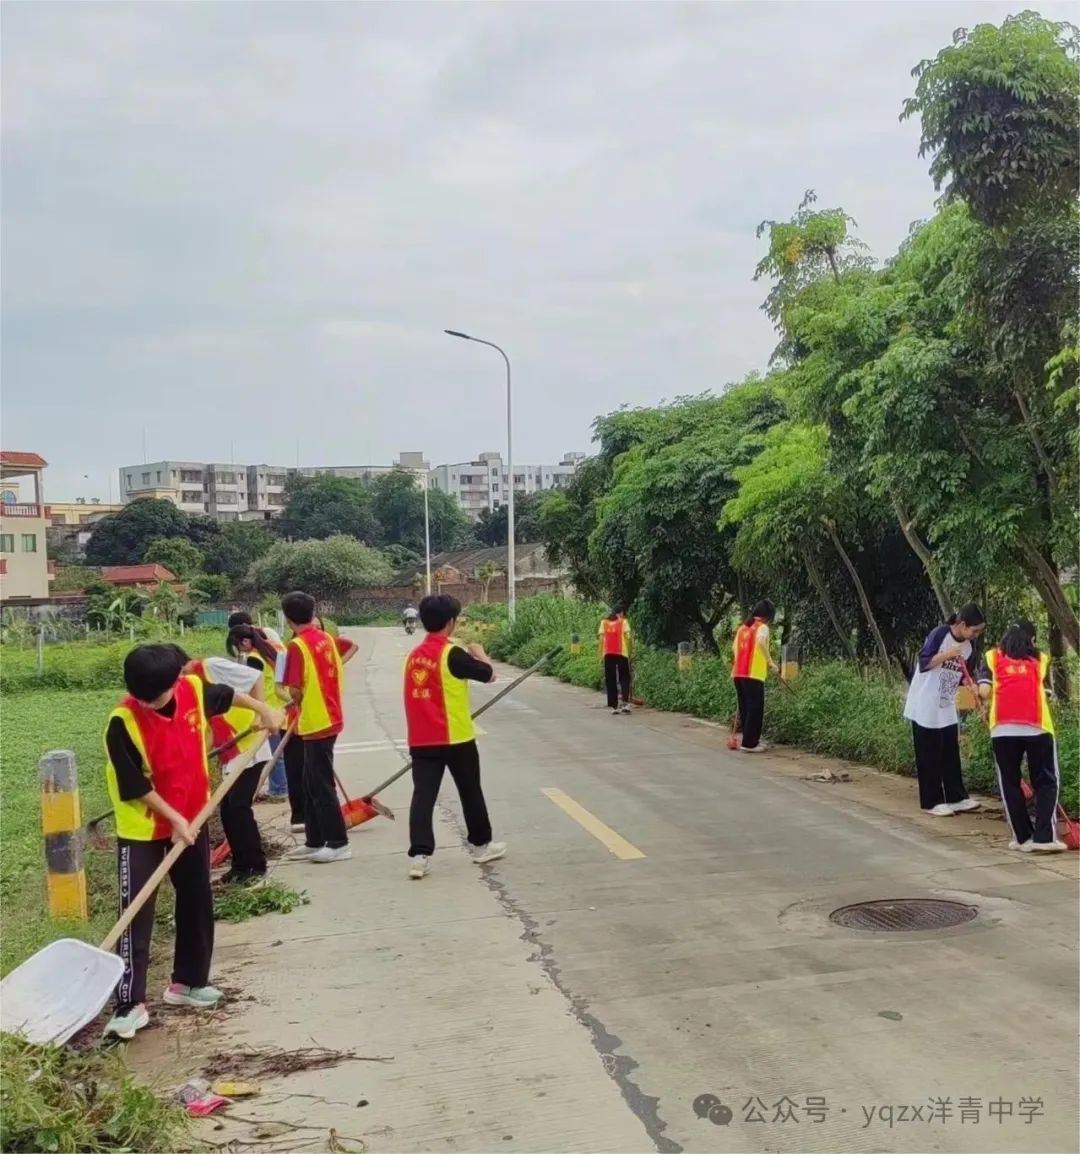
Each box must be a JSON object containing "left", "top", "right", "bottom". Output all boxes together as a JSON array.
[
  {"left": 903, "top": 624, "right": 972, "bottom": 730},
  {"left": 203, "top": 656, "right": 272, "bottom": 768}
]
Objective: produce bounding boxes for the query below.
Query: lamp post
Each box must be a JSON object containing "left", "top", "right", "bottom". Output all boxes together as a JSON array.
[
  {"left": 444, "top": 329, "right": 515, "bottom": 622},
  {"left": 423, "top": 473, "right": 432, "bottom": 595}
]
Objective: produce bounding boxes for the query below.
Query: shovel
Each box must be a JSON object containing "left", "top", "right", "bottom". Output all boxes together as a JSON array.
[
  {"left": 0, "top": 738, "right": 267, "bottom": 1047},
  {"left": 357, "top": 646, "right": 562, "bottom": 819}
]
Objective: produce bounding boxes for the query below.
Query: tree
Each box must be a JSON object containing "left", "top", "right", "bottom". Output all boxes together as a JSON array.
[
  {"left": 246, "top": 535, "right": 393, "bottom": 602},
  {"left": 143, "top": 536, "right": 205, "bottom": 579},
  {"left": 587, "top": 382, "right": 785, "bottom": 651},
  {"left": 536, "top": 460, "right": 606, "bottom": 600},
  {"left": 277, "top": 474, "right": 380, "bottom": 542},
  {"left": 189, "top": 573, "right": 232, "bottom": 602},
  {"left": 476, "top": 561, "right": 502, "bottom": 603},
  {"left": 203, "top": 520, "right": 276, "bottom": 581},
  {"left": 474, "top": 492, "right": 545, "bottom": 546},
  {"left": 85, "top": 499, "right": 193, "bottom": 565},
  {"left": 144, "top": 580, "right": 183, "bottom": 630},
  {"left": 902, "top": 12, "right": 1079, "bottom": 227},
  {"left": 754, "top": 190, "right": 874, "bottom": 356},
  {"left": 370, "top": 470, "right": 471, "bottom": 554}
]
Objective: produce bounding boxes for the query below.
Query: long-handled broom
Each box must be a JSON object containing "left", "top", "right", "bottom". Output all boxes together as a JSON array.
[
  {"left": 349, "top": 646, "right": 563, "bottom": 826},
  {"left": 209, "top": 724, "right": 297, "bottom": 866}
]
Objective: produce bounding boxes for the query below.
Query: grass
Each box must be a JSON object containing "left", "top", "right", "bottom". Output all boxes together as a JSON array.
[
  {"left": 0, "top": 629, "right": 224, "bottom": 694},
  {"left": 0, "top": 1034, "right": 189, "bottom": 1153},
  {"left": 0, "top": 688, "right": 121, "bottom": 974},
  {"left": 487, "top": 595, "right": 1080, "bottom": 815}
]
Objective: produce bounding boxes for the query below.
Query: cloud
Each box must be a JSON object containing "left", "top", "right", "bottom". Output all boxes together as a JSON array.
[{"left": 2, "top": 0, "right": 1073, "bottom": 500}]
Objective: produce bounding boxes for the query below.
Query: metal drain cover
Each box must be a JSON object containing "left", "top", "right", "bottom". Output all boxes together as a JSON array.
[{"left": 829, "top": 898, "right": 977, "bottom": 932}]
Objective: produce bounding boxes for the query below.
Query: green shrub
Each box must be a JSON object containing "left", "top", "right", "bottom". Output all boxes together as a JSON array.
[
  {"left": 0, "top": 630, "right": 224, "bottom": 694},
  {"left": 485, "top": 595, "right": 1079, "bottom": 816}
]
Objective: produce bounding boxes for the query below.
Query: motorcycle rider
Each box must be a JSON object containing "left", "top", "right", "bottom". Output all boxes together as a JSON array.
[{"left": 403, "top": 604, "right": 419, "bottom": 634}]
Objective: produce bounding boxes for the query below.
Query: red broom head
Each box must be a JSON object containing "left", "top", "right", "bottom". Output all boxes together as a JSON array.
[{"left": 341, "top": 798, "right": 379, "bottom": 829}]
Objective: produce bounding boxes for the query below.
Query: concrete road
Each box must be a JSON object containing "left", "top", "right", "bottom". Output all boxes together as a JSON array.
[{"left": 207, "top": 628, "right": 1079, "bottom": 1154}]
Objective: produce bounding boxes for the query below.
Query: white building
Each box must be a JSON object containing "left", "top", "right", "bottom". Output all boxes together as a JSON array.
[
  {"left": 118, "top": 453, "right": 430, "bottom": 522},
  {"left": 430, "top": 451, "right": 584, "bottom": 521}
]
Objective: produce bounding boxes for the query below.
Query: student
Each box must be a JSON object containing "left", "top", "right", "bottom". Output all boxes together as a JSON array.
[
  {"left": 731, "top": 600, "right": 780, "bottom": 752},
  {"left": 280, "top": 593, "right": 358, "bottom": 864},
  {"left": 903, "top": 603, "right": 986, "bottom": 816},
  {"left": 598, "top": 606, "right": 632, "bottom": 715},
  {"left": 227, "top": 611, "right": 289, "bottom": 801},
  {"left": 404, "top": 594, "right": 505, "bottom": 880},
  {"left": 977, "top": 621, "right": 1066, "bottom": 852},
  {"left": 103, "top": 643, "right": 283, "bottom": 1040}
]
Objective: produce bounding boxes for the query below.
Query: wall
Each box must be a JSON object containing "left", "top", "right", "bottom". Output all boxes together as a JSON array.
[{"left": 0, "top": 510, "right": 50, "bottom": 600}]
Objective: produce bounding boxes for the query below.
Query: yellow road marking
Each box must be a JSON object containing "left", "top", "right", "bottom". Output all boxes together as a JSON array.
[{"left": 541, "top": 788, "right": 645, "bottom": 860}]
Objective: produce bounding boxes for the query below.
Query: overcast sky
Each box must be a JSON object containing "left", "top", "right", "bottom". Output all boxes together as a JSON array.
[{"left": 2, "top": 1, "right": 1070, "bottom": 502}]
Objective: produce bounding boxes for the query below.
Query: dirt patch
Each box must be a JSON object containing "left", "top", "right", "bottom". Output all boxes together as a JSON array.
[{"left": 203, "top": 1044, "right": 393, "bottom": 1082}]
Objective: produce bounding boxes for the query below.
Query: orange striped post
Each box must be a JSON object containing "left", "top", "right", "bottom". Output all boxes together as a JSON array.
[{"left": 40, "top": 750, "right": 88, "bottom": 920}]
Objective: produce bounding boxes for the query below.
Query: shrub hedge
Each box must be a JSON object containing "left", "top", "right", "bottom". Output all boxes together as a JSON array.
[{"left": 486, "top": 596, "right": 1079, "bottom": 816}]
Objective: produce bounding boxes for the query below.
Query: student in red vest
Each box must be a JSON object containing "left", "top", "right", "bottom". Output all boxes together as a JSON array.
[
  {"left": 103, "top": 644, "right": 283, "bottom": 1040},
  {"left": 280, "top": 592, "right": 358, "bottom": 865},
  {"left": 731, "top": 600, "right": 780, "bottom": 752},
  {"left": 404, "top": 593, "right": 506, "bottom": 880},
  {"left": 977, "top": 621, "right": 1066, "bottom": 852},
  {"left": 598, "top": 605, "right": 633, "bottom": 715}
]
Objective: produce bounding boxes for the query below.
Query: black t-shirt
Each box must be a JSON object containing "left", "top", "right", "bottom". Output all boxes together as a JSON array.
[
  {"left": 107, "top": 683, "right": 234, "bottom": 801},
  {"left": 446, "top": 647, "right": 495, "bottom": 684}
]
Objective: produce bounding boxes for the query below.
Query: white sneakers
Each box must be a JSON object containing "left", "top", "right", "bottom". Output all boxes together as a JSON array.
[
  {"left": 408, "top": 842, "right": 507, "bottom": 879},
  {"left": 927, "top": 799, "right": 981, "bottom": 817},
  {"left": 471, "top": 842, "right": 507, "bottom": 864},
  {"left": 286, "top": 844, "right": 351, "bottom": 863},
  {"left": 311, "top": 845, "right": 352, "bottom": 864},
  {"left": 1031, "top": 840, "right": 1067, "bottom": 853},
  {"left": 739, "top": 742, "right": 768, "bottom": 754},
  {"left": 1009, "top": 840, "right": 1033, "bottom": 852}
]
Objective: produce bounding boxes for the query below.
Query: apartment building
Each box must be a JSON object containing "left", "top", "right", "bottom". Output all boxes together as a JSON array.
[
  {"left": 119, "top": 452, "right": 430, "bottom": 522},
  {"left": 48, "top": 499, "right": 126, "bottom": 560},
  {"left": 0, "top": 451, "right": 54, "bottom": 602},
  {"left": 429, "top": 451, "right": 585, "bottom": 521}
]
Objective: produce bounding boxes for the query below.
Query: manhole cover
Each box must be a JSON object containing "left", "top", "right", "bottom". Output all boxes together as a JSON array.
[{"left": 829, "top": 898, "right": 977, "bottom": 932}]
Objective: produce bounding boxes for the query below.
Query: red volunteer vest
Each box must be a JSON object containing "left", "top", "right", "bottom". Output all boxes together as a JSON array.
[
  {"left": 123, "top": 675, "right": 210, "bottom": 836},
  {"left": 600, "top": 618, "right": 629, "bottom": 657},
  {"left": 732, "top": 619, "right": 767, "bottom": 680},
  {"left": 403, "top": 634, "right": 475, "bottom": 747}
]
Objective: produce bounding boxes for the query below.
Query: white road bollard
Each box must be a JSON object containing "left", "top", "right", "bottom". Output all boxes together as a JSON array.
[{"left": 677, "top": 641, "right": 692, "bottom": 672}]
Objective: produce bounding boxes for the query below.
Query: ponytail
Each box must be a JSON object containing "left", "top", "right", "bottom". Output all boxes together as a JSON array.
[
  {"left": 947, "top": 602, "right": 985, "bottom": 628},
  {"left": 1000, "top": 620, "right": 1039, "bottom": 661},
  {"left": 226, "top": 624, "right": 278, "bottom": 666}
]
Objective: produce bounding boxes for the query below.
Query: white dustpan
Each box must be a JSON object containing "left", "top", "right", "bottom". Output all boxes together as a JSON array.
[
  {"left": 0, "top": 736, "right": 277, "bottom": 1047},
  {"left": 0, "top": 939, "right": 124, "bottom": 1045}
]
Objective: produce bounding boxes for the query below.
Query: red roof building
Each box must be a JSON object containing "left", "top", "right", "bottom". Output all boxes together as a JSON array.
[{"left": 101, "top": 563, "right": 178, "bottom": 586}]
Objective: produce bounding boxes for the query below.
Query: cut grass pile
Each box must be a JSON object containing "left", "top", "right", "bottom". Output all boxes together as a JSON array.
[{"left": 0, "top": 1034, "right": 189, "bottom": 1153}]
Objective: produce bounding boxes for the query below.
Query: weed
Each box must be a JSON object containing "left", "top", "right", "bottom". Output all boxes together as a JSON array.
[
  {"left": 0, "top": 1034, "right": 189, "bottom": 1153},
  {"left": 212, "top": 880, "right": 309, "bottom": 924}
]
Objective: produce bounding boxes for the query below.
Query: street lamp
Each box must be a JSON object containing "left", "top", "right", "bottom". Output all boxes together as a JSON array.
[
  {"left": 444, "top": 329, "right": 515, "bottom": 622},
  {"left": 423, "top": 472, "right": 432, "bottom": 595}
]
